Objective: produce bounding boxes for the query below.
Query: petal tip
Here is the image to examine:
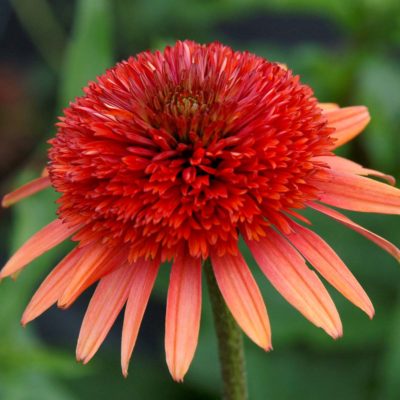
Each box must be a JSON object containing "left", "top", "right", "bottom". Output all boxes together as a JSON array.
[
  {"left": 331, "top": 326, "right": 343, "bottom": 340},
  {"left": 122, "top": 367, "right": 129, "bottom": 378},
  {"left": 1, "top": 176, "right": 51, "bottom": 208},
  {"left": 262, "top": 343, "right": 273, "bottom": 352},
  {"left": 167, "top": 360, "right": 188, "bottom": 383},
  {"left": 1, "top": 195, "right": 12, "bottom": 208},
  {"left": 76, "top": 351, "right": 90, "bottom": 365},
  {"left": 255, "top": 334, "right": 273, "bottom": 352},
  {"left": 329, "top": 105, "right": 371, "bottom": 148},
  {"left": 170, "top": 372, "right": 185, "bottom": 383},
  {"left": 367, "top": 307, "right": 375, "bottom": 320}
]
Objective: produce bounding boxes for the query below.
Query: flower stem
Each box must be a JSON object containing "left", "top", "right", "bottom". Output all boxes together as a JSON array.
[{"left": 204, "top": 259, "right": 248, "bottom": 400}]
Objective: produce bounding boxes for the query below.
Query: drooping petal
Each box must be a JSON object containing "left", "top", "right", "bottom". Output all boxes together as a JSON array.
[
  {"left": 121, "top": 259, "right": 159, "bottom": 377},
  {"left": 324, "top": 106, "right": 370, "bottom": 148},
  {"left": 21, "top": 246, "right": 86, "bottom": 325},
  {"left": 284, "top": 220, "right": 374, "bottom": 317},
  {"left": 2, "top": 176, "right": 51, "bottom": 208},
  {"left": 76, "top": 262, "right": 135, "bottom": 364},
  {"left": 246, "top": 229, "right": 342, "bottom": 338},
  {"left": 165, "top": 252, "right": 202, "bottom": 381},
  {"left": 57, "top": 244, "right": 128, "bottom": 309},
  {"left": 0, "top": 219, "right": 79, "bottom": 278},
  {"left": 309, "top": 202, "right": 400, "bottom": 261},
  {"left": 210, "top": 250, "right": 271, "bottom": 350},
  {"left": 315, "top": 155, "right": 395, "bottom": 185},
  {"left": 317, "top": 170, "right": 400, "bottom": 214}
]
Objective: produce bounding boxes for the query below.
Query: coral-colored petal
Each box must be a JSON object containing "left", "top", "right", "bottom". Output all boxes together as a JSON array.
[
  {"left": 21, "top": 246, "right": 86, "bottom": 325},
  {"left": 324, "top": 106, "right": 370, "bottom": 148},
  {"left": 0, "top": 219, "right": 79, "bottom": 278},
  {"left": 76, "top": 262, "right": 135, "bottom": 364},
  {"left": 309, "top": 202, "right": 400, "bottom": 261},
  {"left": 319, "top": 103, "right": 339, "bottom": 111},
  {"left": 246, "top": 229, "right": 342, "bottom": 338},
  {"left": 58, "top": 244, "right": 127, "bottom": 308},
  {"left": 165, "top": 252, "right": 202, "bottom": 381},
  {"left": 210, "top": 250, "right": 271, "bottom": 350},
  {"left": 317, "top": 170, "right": 400, "bottom": 214},
  {"left": 315, "top": 155, "right": 395, "bottom": 185},
  {"left": 2, "top": 176, "right": 51, "bottom": 208},
  {"left": 121, "top": 259, "right": 159, "bottom": 377},
  {"left": 41, "top": 167, "right": 49, "bottom": 177},
  {"left": 284, "top": 220, "right": 374, "bottom": 317}
]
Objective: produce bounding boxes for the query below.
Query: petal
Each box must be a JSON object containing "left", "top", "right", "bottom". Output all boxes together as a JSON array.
[
  {"left": 324, "top": 106, "right": 370, "bottom": 148},
  {"left": 246, "top": 229, "right": 342, "bottom": 338},
  {"left": 58, "top": 244, "right": 127, "bottom": 308},
  {"left": 21, "top": 246, "right": 86, "bottom": 325},
  {"left": 1, "top": 219, "right": 79, "bottom": 278},
  {"left": 315, "top": 155, "right": 395, "bottom": 185},
  {"left": 121, "top": 259, "right": 159, "bottom": 377},
  {"left": 309, "top": 202, "right": 400, "bottom": 262},
  {"left": 165, "top": 252, "right": 202, "bottom": 381},
  {"left": 284, "top": 220, "right": 374, "bottom": 317},
  {"left": 317, "top": 170, "right": 400, "bottom": 214},
  {"left": 319, "top": 103, "right": 339, "bottom": 111},
  {"left": 210, "top": 250, "right": 271, "bottom": 350},
  {"left": 76, "top": 262, "right": 135, "bottom": 364},
  {"left": 2, "top": 176, "right": 51, "bottom": 208}
]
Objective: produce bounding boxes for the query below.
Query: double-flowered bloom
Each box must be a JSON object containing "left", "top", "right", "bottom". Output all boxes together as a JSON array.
[{"left": 2, "top": 41, "right": 399, "bottom": 381}]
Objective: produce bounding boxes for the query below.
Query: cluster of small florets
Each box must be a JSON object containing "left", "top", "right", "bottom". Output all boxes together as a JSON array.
[{"left": 49, "top": 41, "right": 334, "bottom": 261}]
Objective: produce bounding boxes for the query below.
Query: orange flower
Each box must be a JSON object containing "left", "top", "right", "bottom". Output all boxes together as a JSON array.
[{"left": 2, "top": 41, "right": 399, "bottom": 381}]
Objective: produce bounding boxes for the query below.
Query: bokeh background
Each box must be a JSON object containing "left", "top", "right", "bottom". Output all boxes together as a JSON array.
[{"left": 0, "top": 0, "right": 399, "bottom": 399}]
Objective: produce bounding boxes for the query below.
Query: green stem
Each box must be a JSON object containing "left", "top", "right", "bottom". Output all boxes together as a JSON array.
[{"left": 204, "top": 259, "right": 248, "bottom": 400}]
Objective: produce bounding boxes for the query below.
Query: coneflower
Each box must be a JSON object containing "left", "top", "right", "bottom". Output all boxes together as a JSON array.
[{"left": 2, "top": 41, "right": 399, "bottom": 389}]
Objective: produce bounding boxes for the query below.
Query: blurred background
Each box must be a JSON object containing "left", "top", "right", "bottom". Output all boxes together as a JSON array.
[{"left": 0, "top": 0, "right": 399, "bottom": 399}]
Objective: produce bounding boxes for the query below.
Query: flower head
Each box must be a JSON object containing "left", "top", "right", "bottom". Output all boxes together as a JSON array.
[{"left": 2, "top": 40, "right": 400, "bottom": 381}]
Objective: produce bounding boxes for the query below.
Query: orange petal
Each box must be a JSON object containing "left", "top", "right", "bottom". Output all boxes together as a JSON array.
[
  {"left": 76, "top": 262, "right": 135, "bottom": 364},
  {"left": 58, "top": 244, "right": 127, "bottom": 309},
  {"left": 2, "top": 176, "right": 51, "bottom": 208},
  {"left": 210, "top": 250, "right": 271, "bottom": 350},
  {"left": 318, "top": 170, "right": 400, "bottom": 214},
  {"left": 284, "top": 220, "right": 374, "bottom": 317},
  {"left": 21, "top": 246, "right": 86, "bottom": 325},
  {"left": 246, "top": 229, "right": 342, "bottom": 338},
  {"left": 41, "top": 167, "right": 49, "bottom": 177},
  {"left": 1, "top": 219, "right": 79, "bottom": 278},
  {"left": 165, "top": 252, "right": 202, "bottom": 381},
  {"left": 309, "top": 202, "right": 400, "bottom": 262},
  {"left": 276, "top": 62, "right": 288, "bottom": 70},
  {"left": 319, "top": 103, "right": 339, "bottom": 111},
  {"left": 121, "top": 259, "right": 159, "bottom": 377},
  {"left": 315, "top": 155, "right": 395, "bottom": 185},
  {"left": 324, "top": 106, "right": 370, "bottom": 148}
]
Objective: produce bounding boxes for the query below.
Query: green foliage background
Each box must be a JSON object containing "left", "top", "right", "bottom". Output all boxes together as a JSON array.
[{"left": 1, "top": 0, "right": 399, "bottom": 399}]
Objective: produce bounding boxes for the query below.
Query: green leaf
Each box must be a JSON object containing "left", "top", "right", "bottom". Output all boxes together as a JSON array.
[{"left": 60, "top": 0, "right": 114, "bottom": 107}]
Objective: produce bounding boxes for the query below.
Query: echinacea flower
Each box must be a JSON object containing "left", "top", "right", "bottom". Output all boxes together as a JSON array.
[{"left": 2, "top": 40, "right": 400, "bottom": 381}]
